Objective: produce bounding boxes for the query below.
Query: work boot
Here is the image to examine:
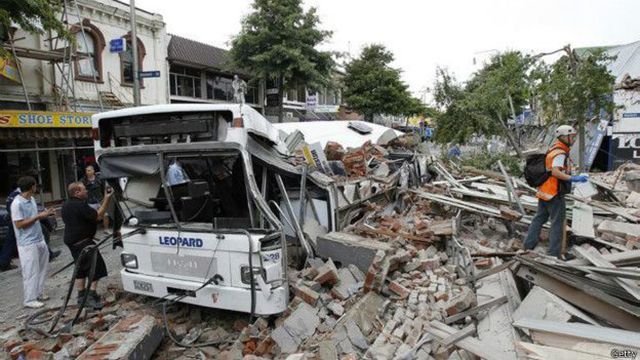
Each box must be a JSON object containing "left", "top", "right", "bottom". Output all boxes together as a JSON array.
[
  {"left": 88, "top": 290, "right": 104, "bottom": 310},
  {"left": 49, "top": 250, "right": 61, "bottom": 262}
]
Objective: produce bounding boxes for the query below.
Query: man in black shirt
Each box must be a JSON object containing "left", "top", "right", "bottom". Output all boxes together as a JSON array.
[{"left": 62, "top": 181, "right": 113, "bottom": 309}]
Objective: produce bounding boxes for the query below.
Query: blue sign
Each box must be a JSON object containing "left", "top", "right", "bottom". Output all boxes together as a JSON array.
[
  {"left": 622, "top": 113, "right": 640, "bottom": 118},
  {"left": 139, "top": 70, "right": 161, "bottom": 79},
  {"left": 109, "top": 38, "right": 126, "bottom": 53}
]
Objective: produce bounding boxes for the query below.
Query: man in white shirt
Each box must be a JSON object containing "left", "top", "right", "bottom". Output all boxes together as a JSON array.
[{"left": 11, "top": 176, "right": 56, "bottom": 308}]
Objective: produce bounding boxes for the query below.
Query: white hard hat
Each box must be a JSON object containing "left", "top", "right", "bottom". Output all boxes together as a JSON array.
[{"left": 555, "top": 125, "right": 577, "bottom": 137}]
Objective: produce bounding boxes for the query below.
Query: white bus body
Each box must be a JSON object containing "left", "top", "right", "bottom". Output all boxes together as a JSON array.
[{"left": 92, "top": 104, "right": 424, "bottom": 315}]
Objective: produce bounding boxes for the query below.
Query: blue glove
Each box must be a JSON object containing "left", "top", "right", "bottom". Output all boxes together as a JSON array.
[{"left": 570, "top": 175, "right": 589, "bottom": 183}]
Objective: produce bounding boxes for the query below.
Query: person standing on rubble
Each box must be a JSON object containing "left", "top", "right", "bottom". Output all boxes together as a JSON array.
[
  {"left": 524, "top": 125, "right": 588, "bottom": 259},
  {"left": 62, "top": 182, "right": 113, "bottom": 309}
]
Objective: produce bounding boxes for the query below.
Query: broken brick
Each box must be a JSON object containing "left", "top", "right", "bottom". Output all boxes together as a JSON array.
[
  {"left": 313, "top": 258, "right": 339, "bottom": 286},
  {"left": 293, "top": 284, "right": 320, "bottom": 306},
  {"left": 388, "top": 280, "right": 410, "bottom": 299}
]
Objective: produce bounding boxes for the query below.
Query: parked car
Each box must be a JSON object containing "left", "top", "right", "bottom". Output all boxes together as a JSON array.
[{"left": 0, "top": 204, "right": 57, "bottom": 248}]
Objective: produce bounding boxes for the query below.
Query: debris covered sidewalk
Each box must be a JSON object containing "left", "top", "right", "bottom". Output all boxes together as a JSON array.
[{"left": 3, "top": 132, "right": 640, "bottom": 359}]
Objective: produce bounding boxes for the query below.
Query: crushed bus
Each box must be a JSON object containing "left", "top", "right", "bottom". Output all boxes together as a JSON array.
[{"left": 92, "top": 104, "right": 429, "bottom": 316}]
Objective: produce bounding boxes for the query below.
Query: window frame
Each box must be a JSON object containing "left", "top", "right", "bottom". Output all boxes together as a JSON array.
[
  {"left": 71, "top": 19, "right": 105, "bottom": 83},
  {"left": 119, "top": 33, "right": 146, "bottom": 87}
]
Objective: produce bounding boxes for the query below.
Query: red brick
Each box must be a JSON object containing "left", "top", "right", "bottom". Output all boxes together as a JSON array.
[
  {"left": 388, "top": 280, "right": 410, "bottom": 299},
  {"left": 313, "top": 258, "right": 339, "bottom": 286},
  {"left": 420, "top": 257, "right": 441, "bottom": 271},
  {"left": 434, "top": 291, "right": 449, "bottom": 301},
  {"left": 363, "top": 268, "right": 376, "bottom": 293},
  {"left": 3, "top": 339, "right": 22, "bottom": 353},
  {"left": 293, "top": 284, "right": 320, "bottom": 306},
  {"left": 26, "top": 349, "right": 50, "bottom": 360},
  {"left": 474, "top": 258, "right": 492, "bottom": 269},
  {"left": 243, "top": 340, "right": 257, "bottom": 355},
  {"left": 254, "top": 336, "right": 274, "bottom": 356}
]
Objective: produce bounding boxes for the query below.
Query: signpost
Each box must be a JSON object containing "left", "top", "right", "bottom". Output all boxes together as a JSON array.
[
  {"left": 109, "top": 38, "right": 126, "bottom": 53},
  {"left": 138, "top": 71, "right": 161, "bottom": 79}
]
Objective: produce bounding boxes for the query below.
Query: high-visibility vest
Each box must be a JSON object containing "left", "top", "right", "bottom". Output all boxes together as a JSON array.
[{"left": 536, "top": 141, "right": 571, "bottom": 201}]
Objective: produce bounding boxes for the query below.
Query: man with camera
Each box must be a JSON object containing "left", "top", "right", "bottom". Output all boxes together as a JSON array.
[{"left": 61, "top": 181, "right": 113, "bottom": 310}]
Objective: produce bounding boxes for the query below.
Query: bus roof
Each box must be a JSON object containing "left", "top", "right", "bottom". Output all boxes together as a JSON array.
[{"left": 92, "top": 104, "right": 283, "bottom": 148}]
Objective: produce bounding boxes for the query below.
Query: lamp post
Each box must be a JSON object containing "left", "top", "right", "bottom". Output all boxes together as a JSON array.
[{"left": 130, "top": 0, "right": 140, "bottom": 106}]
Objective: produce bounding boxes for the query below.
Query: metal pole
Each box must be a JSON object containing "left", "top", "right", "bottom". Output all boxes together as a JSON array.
[
  {"left": 9, "top": 32, "right": 31, "bottom": 111},
  {"left": 130, "top": 0, "right": 140, "bottom": 106}
]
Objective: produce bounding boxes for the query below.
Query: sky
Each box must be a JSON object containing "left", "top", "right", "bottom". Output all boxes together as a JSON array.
[{"left": 134, "top": 0, "right": 640, "bottom": 103}]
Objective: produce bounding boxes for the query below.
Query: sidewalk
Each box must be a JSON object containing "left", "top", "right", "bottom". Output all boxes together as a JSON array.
[{"left": 0, "top": 230, "right": 122, "bottom": 325}]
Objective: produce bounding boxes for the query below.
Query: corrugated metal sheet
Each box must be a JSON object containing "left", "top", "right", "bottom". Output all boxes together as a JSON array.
[{"left": 605, "top": 41, "right": 640, "bottom": 82}]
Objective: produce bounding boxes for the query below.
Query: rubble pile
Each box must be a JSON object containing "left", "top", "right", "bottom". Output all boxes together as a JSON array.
[{"left": 5, "top": 147, "right": 640, "bottom": 359}]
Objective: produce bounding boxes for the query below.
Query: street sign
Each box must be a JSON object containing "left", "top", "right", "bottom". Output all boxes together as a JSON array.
[
  {"left": 138, "top": 70, "right": 161, "bottom": 79},
  {"left": 109, "top": 38, "right": 126, "bottom": 53}
]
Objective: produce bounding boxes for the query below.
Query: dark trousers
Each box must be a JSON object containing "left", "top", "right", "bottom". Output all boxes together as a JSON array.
[
  {"left": 1, "top": 224, "right": 55, "bottom": 266},
  {"left": 524, "top": 195, "right": 566, "bottom": 257},
  {"left": 0, "top": 227, "right": 17, "bottom": 266}
]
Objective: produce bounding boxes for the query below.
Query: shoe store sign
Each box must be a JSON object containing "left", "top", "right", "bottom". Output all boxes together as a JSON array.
[{"left": 0, "top": 110, "right": 93, "bottom": 128}]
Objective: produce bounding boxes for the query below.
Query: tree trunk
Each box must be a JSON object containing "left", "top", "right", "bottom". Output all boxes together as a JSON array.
[
  {"left": 578, "top": 116, "right": 585, "bottom": 171},
  {"left": 496, "top": 112, "right": 523, "bottom": 159},
  {"left": 277, "top": 75, "right": 284, "bottom": 123}
]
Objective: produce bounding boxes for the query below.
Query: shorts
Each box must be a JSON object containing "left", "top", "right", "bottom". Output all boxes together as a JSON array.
[{"left": 68, "top": 242, "right": 108, "bottom": 281}]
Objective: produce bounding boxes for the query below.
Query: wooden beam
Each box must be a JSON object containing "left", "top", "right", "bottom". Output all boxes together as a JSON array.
[
  {"left": 473, "top": 260, "right": 516, "bottom": 282},
  {"left": 516, "top": 342, "right": 611, "bottom": 360},
  {"left": 515, "top": 265, "right": 640, "bottom": 331},
  {"left": 426, "top": 321, "right": 513, "bottom": 360},
  {"left": 513, "top": 318, "right": 640, "bottom": 352},
  {"left": 444, "top": 296, "right": 508, "bottom": 324},
  {"left": 573, "top": 246, "right": 640, "bottom": 302}
]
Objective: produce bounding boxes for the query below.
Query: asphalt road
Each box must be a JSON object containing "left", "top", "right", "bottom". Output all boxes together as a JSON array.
[{"left": 0, "top": 229, "right": 123, "bottom": 325}]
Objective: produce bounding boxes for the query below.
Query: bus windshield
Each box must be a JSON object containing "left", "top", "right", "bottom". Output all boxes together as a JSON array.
[{"left": 113, "top": 150, "right": 256, "bottom": 230}]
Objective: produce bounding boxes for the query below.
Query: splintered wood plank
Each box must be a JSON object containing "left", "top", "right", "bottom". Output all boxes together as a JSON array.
[{"left": 516, "top": 342, "right": 610, "bottom": 360}]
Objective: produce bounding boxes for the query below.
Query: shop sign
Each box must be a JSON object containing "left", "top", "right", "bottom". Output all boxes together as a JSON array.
[
  {"left": 610, "top": 132, "right": 640, "bottom": 169},
  {"left": 0, "top": 110, "right": 93, "bottom": 128},
  {"left": 313, "top": 104, "right": 339, "bottom": 113},
  {"left": 0, "top": 56, "right": 20, "bottom": 83}
]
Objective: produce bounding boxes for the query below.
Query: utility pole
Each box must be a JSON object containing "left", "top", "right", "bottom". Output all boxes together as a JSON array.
[
  {"left": 564, "top": 45, "right": 585, "bottom": 171},
  {"left": 130, "top": 0, "right": 140, "bottom": 106}
]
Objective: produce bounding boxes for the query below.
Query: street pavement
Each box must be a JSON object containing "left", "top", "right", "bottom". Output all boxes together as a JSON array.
[{"left": 0, "top": 230, "right": 123, "bottom": 325}]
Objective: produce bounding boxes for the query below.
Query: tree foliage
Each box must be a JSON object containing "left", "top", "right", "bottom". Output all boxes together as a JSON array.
[
  {"left": 433, "top": 51, "right": 533, "bottom": 144},
  {"left": 0, "top": 0, "right": 68, "bottom": 40},
  {"left": 533, "top": 49, "right": 616, "bottom": 126},
  {"left": 230, "top": 0, "right": 334, "bottom": 121},
  {"left": 342, "top": 44, "right": 424, "bottom": 121}
]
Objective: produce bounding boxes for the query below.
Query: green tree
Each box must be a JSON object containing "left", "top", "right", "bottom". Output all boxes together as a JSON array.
[
  {"left": 342, "top": 44, "right": 421, "bottom": 122},
  {"left": 230, "top": 0, "right": 334, "bottom": 122},
  {"left": 433, "top": 52, "right": 533, "bottom": 156},
  {"left": 533, "top": 47, "right": 615, "bottom": 170},
  {"left": 0, "top": 0, "right": 68, "bottom": 41}
]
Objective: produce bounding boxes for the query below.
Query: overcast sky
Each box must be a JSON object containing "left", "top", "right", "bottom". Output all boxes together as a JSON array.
[{"left": 135, "top": 0, "right": 639, "bottom": 103}]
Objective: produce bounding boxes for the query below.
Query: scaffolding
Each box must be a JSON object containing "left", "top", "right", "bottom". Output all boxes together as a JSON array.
[{"left": 2, "top": 0, "right": 104, "bottom": 112}]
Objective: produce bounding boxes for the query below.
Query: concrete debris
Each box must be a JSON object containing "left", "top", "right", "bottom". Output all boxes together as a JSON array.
[{"left": 6, "top": 152, "right": 640, "bottom": 360}]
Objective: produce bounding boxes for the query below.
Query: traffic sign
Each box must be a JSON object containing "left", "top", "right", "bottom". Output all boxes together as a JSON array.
[
  {"left": 109, "top": 38, "right": 126, "bottom": 53},
  {"left": 138, "top": 70, "right": 161, "bottom": 79}
]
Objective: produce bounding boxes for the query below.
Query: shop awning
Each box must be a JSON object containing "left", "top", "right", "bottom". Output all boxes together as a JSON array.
[{"left": 0, "top": 127, "right": 91, "bottom": 140}]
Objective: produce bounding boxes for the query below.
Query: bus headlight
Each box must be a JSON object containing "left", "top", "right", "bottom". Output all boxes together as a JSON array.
[
  {"left": 241, "top": 266, "right": 265, "bottom": 284},
  {"left": 121, "top": 253, "right": 138, "bottom": 269}
]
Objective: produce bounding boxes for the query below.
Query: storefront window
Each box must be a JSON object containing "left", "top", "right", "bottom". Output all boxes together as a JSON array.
[
  {"left": 170, "top": 66, "right": 201, "bottom": 98},
  {"left": 206, "top": 74, "right": 234, "bottom": 101}
]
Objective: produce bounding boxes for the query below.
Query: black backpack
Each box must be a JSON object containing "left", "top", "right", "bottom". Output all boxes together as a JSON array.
[{"left": 524, "top": 153, "right": 550, "bottom": 187}]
